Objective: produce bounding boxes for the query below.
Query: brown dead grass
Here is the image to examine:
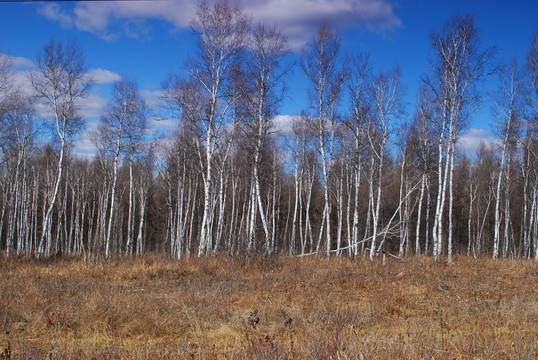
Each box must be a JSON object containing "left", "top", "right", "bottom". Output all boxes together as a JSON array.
[{"left": 0, "top": 254, "right": 536, "bottom": 359}]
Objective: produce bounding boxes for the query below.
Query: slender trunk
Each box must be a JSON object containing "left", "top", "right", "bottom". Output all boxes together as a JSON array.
[
  {"left": 125, "top": 154, "right": 135, "bottom": 256},
  {"left": 176, "top": 174, "right": 185, "bottom": 259},
  {"left": 398, "top": 152, "right": 406, "bottom": 257},
  {"left": 493, "top": 140, "right": 507, "bottom": 259},
  {"left": 247, "top": 181, "right": 256, "bottom": 253},
  {"left": 283, "top": 190, "right": 291, "bottom": 254},
  {"left": 433, "top": 134, "right": 451, "bottom": 261},
  {"left": 353, "top": 159, "right": 361, "bottom": 256},
  {"left": 345, "top": 162, "right": 352, "bottom": 256},
  {"left": 6, "top": 152, "right": 22, "bottom": 256},
  {"left": 521, "top": 153, "right": 530, "bottom": 258},
  {"left": 214, "top": 167, "right": 227, "bottom": 253},
  {"left": 199, "top": 130, "right": 213, "bottom": 256},
  {"left": 305, "top": 168, "right": 314, "bottom": 253},
  {"left": 468, "top": 181, "right": 475, "bottom": 257},
  {"left": 369, "top": 138, "right": 385, "bottom": 261},
  {"left": 432, "top": 106, "right": 448, "bottom": 261},
  {"left": 136, "top": 185, "right": 147, "bottom": 256},
  {"left": 0, "top": 190, "right": 8, "bottom": 253},
  {"left": 290, "top": 156, "right": 299, "bottom": 255},
  {"left": 363, "top": 156, "right": 375, "bottom": 253},
  {"left": 227, "top": 173, "right": 235, "bottom": 253},
  {"left": 336, "top": 164, "right": 344, "bottom": 255},
  {"left": 37, "top": 138, "right": 65, "bottom": 258},
  {"left": 320, "top": 127, "right": 331, "bottom": 257},
  {"left": 416, "top": 173, "right": 426, "bottom": 256},
  {"left": 106, "top": 143, "right": 121, "bottom": 258},
  {"left": 502, "top": 155, "right": 511, "bottom": 258},
  {"left": 448, "top": 140, "right": 455, "bottom": 262},
  {"left": 270, "top": 155, "right": 277, "bottom": 254},
  {"left": 425, "top": 176, "right": 431, "bottom": 255},
  {"left": 254, "top": 123, "right": 270, "bottom": 250}
]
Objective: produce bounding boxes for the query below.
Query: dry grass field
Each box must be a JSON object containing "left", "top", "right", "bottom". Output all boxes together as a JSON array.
[{"left": 0, "top": 254, "right": 536, "bottom": 359}]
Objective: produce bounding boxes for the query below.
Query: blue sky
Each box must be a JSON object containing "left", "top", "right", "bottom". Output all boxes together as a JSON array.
[{"left": 1, "top": 0, "right": 537, "bottom": 156}]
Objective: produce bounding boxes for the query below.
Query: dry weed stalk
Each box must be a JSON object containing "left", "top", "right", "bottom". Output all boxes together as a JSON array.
[{"left": 0, "top": 254, "right": 536, "bottom": 359}]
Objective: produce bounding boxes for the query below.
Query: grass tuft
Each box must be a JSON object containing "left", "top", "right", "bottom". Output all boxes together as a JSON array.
[{"left": 0, "top": 255, "right": 536, "bottom": 359}]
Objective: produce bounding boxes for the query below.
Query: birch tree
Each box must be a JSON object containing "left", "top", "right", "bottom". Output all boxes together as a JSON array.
[
  {"left": 0, "top": 53, "right": 13, "bottom": 114},
  {"left": 134, "top": 149, "right": 155, "bottom": 255},
  {"left": 367, "top": 67, "right": 404, "bottom": 260},
  {"left": 345, "top": 53, "right": 370, "bottom": 255},
  {"left": 97, "top": 77, "right": 144, "bottom": 257},
  {"left": 525, "top": 32, "right": 538, "bottom": 260},
  {"left": 1, "top": 94, "right": 36, "bottom": 255},
  {"left": 30, "top": 39, "right": 93, "bottom": 258},
  {"left": 301, "top": 23, "right": 346, "bottom": 257},
  {"left": 164, "top": 0, "right": 249, "bottom": 256},
  {"left": 122, "top": 79, "right": 148, "bottom": 257},
  {"left": 491, "top": 59, "right": 523, "bottom": 259},
  {"left": 239, "top": 23, "right": 289, "bottom": 253},
  {"left": 425, "top": 15, "right": 495, "bottom": 261},
  {"left": 410, "top": 87, "right": 437, "bottom": 255},
  {"left": 287, "top": 115, "right": 316, "bottom": 255}
]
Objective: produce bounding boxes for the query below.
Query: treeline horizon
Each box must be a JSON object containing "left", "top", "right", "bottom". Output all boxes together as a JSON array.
[{"left": 0, "top": 0, "right": 537, "bottom": 261}]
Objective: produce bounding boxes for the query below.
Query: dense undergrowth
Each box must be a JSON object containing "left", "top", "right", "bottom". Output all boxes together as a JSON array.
[{"left": 0, "top": 254, "right": 536, "bottom": 359}]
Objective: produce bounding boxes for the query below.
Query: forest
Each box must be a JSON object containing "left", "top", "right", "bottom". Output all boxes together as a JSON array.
[{"left": 0, "top": 0, "right": 537, "bottom": 262}]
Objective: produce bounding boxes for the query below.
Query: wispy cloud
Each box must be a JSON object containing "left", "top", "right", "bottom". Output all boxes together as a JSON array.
[
  {"left": 88, "top": 68, "right": 122, "bottom": 85},
  {"left": 8, "top": 55, "right": 34, "bottom": 69},
  {"left": 4, "top": 54, "right": 121, "bottom": 91},
  {"left": 272, "top": 114, "right": 295, "bottom": 136},
  {"left": 140, "top": 89, "right": 163, "bottom": 109},
  {"left": 72, "top": 119, "right": 100, "bottom": 158},
  {"left": 37, "top": 0, "right": 401, "bottom": 48},
  {"left": 458, "top": 128, "right": 499, "bottom": 154},
  {"left": 3, "top": 55, "right": 116, "bottom": 120},
  {"left": 38, "top": 2, "right": 75, "bottom": 29},
  {"left": 79, "top": 92, "right": 107, "bottom": 119},
  {"left": 1, "top": 54, "right": 164, "bottom": 157},
  {"left": 246, "top": 0, "right": 401, "bottom": 47},
  {"left": 38, "top": 1, "right": 195, "bottom": 41}
]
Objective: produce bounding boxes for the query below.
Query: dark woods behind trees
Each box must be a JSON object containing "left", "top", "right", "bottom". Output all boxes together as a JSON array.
[{"left": 0, "top": 1, "right": 537, "bottom": 261}]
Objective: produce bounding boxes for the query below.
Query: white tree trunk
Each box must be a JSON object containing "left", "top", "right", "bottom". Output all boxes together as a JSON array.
[
  {"left": 105, "top": 140, "right": 121, "bottom": 258},
  {"left": 125, "top": 154, "right": 135, "bottom": 256},
  {"left": 448, "top": 140, "right": 455, "bottom": 262},
  {"left": 369, "top": 138, "right": 385, "bottom": 261},
  {"left": 493, "top": 141, "right": 508, "bottom": 259},
  {"left": 37, "top": 139, "right": 65, "bottom": 258},
  {"left": 415, "top": 173, "right": 426, "bottom": 256}
]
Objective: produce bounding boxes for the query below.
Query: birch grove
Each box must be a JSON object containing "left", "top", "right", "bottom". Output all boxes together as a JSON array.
[
  {"left": 424, "top": 15, "right": 496, "bottom": 261},
  {"left": 301, "top": 23, "right": 347, "bottom": 257},
  {"left": 0, "top": 4, "right": 537, "bottom": 261},
  {"left": 29, "top": 40, "right": 93, "bottom": 258}
]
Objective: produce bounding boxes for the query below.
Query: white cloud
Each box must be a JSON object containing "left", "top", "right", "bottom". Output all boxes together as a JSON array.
[
  {"left": 38, "top": 3, "right": 74, "bottom": 29},
  {"left": 5, "top": 61, "right": 157, "bottom": 124},
  {"left": 88, "top": 68, "right": 121, "bottom": 84},
  {"left": 272, "top": 114, "right": 295, "bottom": 136},
  {"left": 79, "top": 92, "right": 107, "bottom": 119},
  {"left": 73, "top": 134, "right": 98, "bottom": 157},
  {"left": 458, "top": 128, "right": 499, "bottom": 154},
  {"left": 0, "top": 55, "right": 33, "bottom": 95},
  {"left": 148, "top": 117, "right": 178, "bottom": 141},
  {"left": 37, "top": 0, "right": 401, "bottom": 47},
  {"left": 9, "top": 55, "right": 34, "bottom": 69},
  {"left": 72, "top": 120, "right": 100, "bottom": 157},
  {"left": 7, "top": 65, "right": 110, "bottom": 120},
  {"left": 246, "top": 0, "right": 401, "bottom": 47},
  {"left": 140, "top": 89, "right": 162, "bottom": 109},
  {"left": 10, "top": 71, "right": 33, "bottom": 95},
  {"left": 38, "top": 1, "right": 195, "bottom": 41}
]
